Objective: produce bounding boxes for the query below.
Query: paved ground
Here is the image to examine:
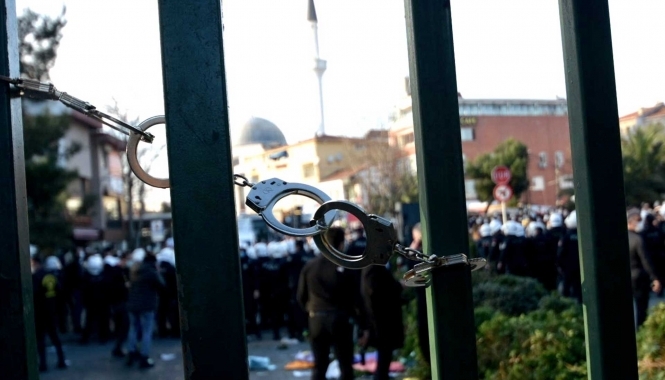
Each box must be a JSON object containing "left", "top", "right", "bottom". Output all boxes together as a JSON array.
[{"left": 37, "top": 334, "right": 362, "bottom": 380}]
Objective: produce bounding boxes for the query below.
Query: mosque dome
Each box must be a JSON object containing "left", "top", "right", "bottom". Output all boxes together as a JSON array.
[{"left": 236, "top": 117, "right": 287, "bottom": 149}]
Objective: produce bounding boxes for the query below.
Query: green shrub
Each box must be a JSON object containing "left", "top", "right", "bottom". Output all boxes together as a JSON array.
[
  {"left": 477, "top": 302, "right": 586, "bottom": 380},
  {"left": 402, "top": 298, "right": 431, "bottom": 380},
  {"left": 473, "top": 275, "right": 548, "bottom": 316},
  {"left": 638, "top": 303, "right": 665, "bottom": 378}
]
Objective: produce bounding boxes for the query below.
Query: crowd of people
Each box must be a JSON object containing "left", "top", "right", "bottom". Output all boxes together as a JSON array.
[
  {"left": 240, "top": 229, "right": 405, "bottom": 380},
  {"left": 469, "top": 202, "right": 665, "bottom": 328},
  {"left": 31, "top": 201, "right": 665, "bottom": 378},
  {"left": 30, "top": 238, "right": 178, "bottom": 372}
]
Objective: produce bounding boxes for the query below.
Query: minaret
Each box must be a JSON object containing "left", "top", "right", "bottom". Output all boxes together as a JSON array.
[{"left": 309, "top": 0, "right": 326, "bottom": 136}]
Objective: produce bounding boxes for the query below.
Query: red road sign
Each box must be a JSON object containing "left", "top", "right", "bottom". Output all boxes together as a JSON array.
[
  {"left": 493, "top": 184, "right": 513, "bottom": 202},
  {"left": 491, "top": 166, "right": 512, "bottom": 185}
]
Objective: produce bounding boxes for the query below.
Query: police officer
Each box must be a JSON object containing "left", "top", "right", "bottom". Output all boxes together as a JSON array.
[
  {"left": 285, "top": 239, "right": 307, "bottom": 341},
  {"left": 33, "top": 255, "right": 68, "bottom": 371},
  {"left": 557, "top": 211, "right": 582, "bottom": 302},
  {"left": 81, "top": 254, "right": 109, "bottom": 344},
  {"left": 488, "top": 219, "right": 504, "bottom": 273},
  {"left": 499, "top": 221, "right": 528, "bottom": 276},
  {"left": 241, "top": 244, "right": 261, "bottom": 339},
  {"left": 261, "top": 241, "right": 289, "bottom": 340},
  {"left": 476, "top": 223, "right": 492, "bottom": 260}
]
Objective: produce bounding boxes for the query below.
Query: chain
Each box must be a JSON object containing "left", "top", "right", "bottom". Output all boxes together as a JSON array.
[
  {"left": 393, "top": 243, "right": 432, "bottom": 263},
  {"left": 233, "top": 174, "right": 254, "bottom": 188},
  {"left": 0, "top": 76, "right": 155, "bottom": 143}
]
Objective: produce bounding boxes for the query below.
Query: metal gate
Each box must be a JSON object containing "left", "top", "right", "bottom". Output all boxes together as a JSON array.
[{"left": 0, "top": 0, "right": 638, "bottom": 378}]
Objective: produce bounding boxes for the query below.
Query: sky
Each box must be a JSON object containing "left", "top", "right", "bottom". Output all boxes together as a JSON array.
[{"left": 15, "top": 0, "right": 665, "bottom": 210}]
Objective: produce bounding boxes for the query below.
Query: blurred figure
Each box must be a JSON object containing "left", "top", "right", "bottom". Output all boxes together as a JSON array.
[
  {"left": 261, "top": 240, "right": 289, "bottom": 340},
  {"left": 360, "top": 262, "right": 404, "bottom": 380},
  {"left": 627, "top": 208, "right": 662, "bottom": 327},
  {"left": 641, "top": 213, "right": 665, "bottom": 287},
  {"left": 476, "top": 223, "right": 492, "bottom": 260},
  {"left": 33, "top": 256, "right": 68, "bottom": 372},
  {"left": 126, "top": 252, "right": 164, "bottom": 368},
  {"left": 62, "top": 248, "right": 84, "bottom": 334},
  {"left": 286, "top": 240, "right": 307, "bottom": 341},
  {"left": 241, "top": 244, "right": 261, "bottom": 339},
  {"left": 157, "top": 239, "right": 179, "bottom": 338},
  {"left": 297, "top": 227, "right": 361, "bottom": 380},
  {"left": 499, "top": 221, "right": 528, "bottom": 276},
  {"left": 526, "top": 223, "right": 557, "bottom": 291},
  {"left": 558, "top": 211, "right": 582, "bottom": 303},
  {"left": 488, "top": 219, "right": 504, "bottom": 273},
  {"left": 81, "top": 254, "right": 109, "bottom": 344},
  {"left": 104, "top": 254, "right": 129, "bottom": 357}
]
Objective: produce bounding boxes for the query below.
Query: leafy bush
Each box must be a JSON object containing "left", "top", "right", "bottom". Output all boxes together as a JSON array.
[
  {"left": 473, "top": 274, "right": 548, "bottom": 316},
  {"left": 638, "top": 303, "right": 665, "bottom": 378},
  {"left": 402, "top": 298, "right": 431, "bottom": 380},
  {"left": 477, "top": 301, "right": 586, "bottom": 380}
]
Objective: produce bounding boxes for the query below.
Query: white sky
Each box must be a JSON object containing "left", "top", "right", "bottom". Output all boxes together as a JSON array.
[{"left": 15, "top": 0, "right": 665, "bottom": 209}]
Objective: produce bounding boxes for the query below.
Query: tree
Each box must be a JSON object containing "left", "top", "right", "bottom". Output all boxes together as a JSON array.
[
  {"left": 621, "top": 124, "right": 665, "bottom": 206},
  {"left": 23, "top": 109, "right": 77, "bottom": 253},
  {"left": 466, "top": 139, "right": 530, "bottom": 203},
  {"left": 106, "top": 101, "right": 166, "bottom": 249},
  {"left": 19, "top": 9, "right": 71, "bottom": 253},
  {"left": 350, "top": 142, "right": 419, "bottom": 217},
  {"left": 18, "top": 7, "right": 67, "bottom": 81}
]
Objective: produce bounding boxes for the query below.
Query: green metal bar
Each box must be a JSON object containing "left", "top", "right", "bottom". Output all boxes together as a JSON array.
[
  {"left": 558, "top": 0, "right": 638, "bottom": 378},
  {"left": 404, "top": 0, "right": 478, "bottom": 378},
  {"left": 0, "top": 0, "right": 38, "bottom": 378},
  {"left": 156, "top": 2, "right": 248, "bottom": 379}
]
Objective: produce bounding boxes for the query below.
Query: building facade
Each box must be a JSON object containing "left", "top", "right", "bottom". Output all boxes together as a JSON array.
[
  {"left": 619, "top": 102, "right": 665, "bottom": 133},
  {"left": 232, "top": 117, "right": 388, "bottom": 220},
  {"left": 389, "top": 91, "right": 573, "bottom": 206},
  {"left": 25, "top": 100, "right": 126, "bottom": 244}
]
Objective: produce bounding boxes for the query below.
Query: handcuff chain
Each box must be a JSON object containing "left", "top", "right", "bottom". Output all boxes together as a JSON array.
[
  {"left": 0, "top": 75, "right": 154, "bottom": 143},
  {"left": 233, "top": 174, "right": 254, "bottom": 188},
  {"left": 394, "top": 243, "right": 431, "bottom": 263}
]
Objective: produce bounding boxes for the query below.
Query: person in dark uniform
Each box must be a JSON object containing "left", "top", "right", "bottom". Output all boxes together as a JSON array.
[
  {"left": 527, "top": 224, "right": 557, "bottom": 291},
  {"left": 627, "top": 208, "right": 662, "bottom": 327},
  {"left": 642, "top": 213, "right": 665, "bottom": 288},
  {"left": 103, "top": 254, "right": 129, "bottom": 357},
  {"left": 557, "top": 211, "right": 582, "bottom": 302},
  {"left": 286, "top": 239, "right": 307, "bottom": 341},
  {"left": 241, "top": 245, "right": 261, "bottom": 339},
  {"left": 32, "top": 256, "right": 68, "bottom": 372},
  {"left": 261, "top": 241, "right": 289, "bottom": 340},
  {"left": 297, "top": 227, "right": 361, "bottom": 380},
  {"left": 498, "top": 221, "right": 528, "bottom": 276},
  {"left": 476, "top": 223, "right": 493, "bottom": 260},
  {"left": 360, "top": 262, "right": 404, "bottom": 380},
  {"left": 81, "top": 254, "right": 109, "bottom": 344}
]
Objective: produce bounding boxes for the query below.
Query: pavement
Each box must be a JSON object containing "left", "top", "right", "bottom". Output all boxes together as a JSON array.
[{"left": 37, "top": 334, "right": 364, "bottom": 380}]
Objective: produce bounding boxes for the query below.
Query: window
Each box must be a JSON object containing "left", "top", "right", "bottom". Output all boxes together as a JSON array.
[
  {"left": 460, "top": 127, "right": 474, "bottom": 141},
  {"left": 464, "top": 179, "right": 477, "bottom": 199},
  {"left": 555, "top": 151, "right": 565, "bottom": 169},
  {"left": 302, "top": 163, "right": 315, "bottom": 178},
  {"left": 538, "top": 152, "right": 548, "bottom": 168},
  {"left": 531, "top": 176, "right": 545, "bottom": 191},
  {"left": 399, "top": 132, "right": 415, "bottom": 147}
]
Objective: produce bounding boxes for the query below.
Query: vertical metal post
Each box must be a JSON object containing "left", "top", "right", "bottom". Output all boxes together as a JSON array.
[
  {"left": 558, "top": 0, "right": 638, "bottom": 378},
  {"left": 0, "top": 0, "right": 39, "bottom": 379},
  {"left": 157, "top": 1, "right": 248, "bottom": 379},
  {"left": 405, "top": 1, "right": 478, "bottom": 378}
]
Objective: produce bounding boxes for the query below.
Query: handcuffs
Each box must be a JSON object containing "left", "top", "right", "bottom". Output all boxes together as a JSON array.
[{"left": 1, "top": 76, "right": 486, "bottom": 287}]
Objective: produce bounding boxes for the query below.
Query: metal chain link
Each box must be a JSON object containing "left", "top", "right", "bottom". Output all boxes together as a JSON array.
[
  {"left": 0, "top": 76, "right": 155, "bottom": 143},
  {"left": 233, "top": 174, "right": 254, "bottom": 188},
  {"left": 393, "top": 243, "right": 432, "bottom": 263}
]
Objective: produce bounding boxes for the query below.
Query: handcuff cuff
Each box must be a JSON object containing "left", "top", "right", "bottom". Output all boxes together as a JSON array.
[{"left": 1, "top": 76, "right": 486, "bottom": 287}]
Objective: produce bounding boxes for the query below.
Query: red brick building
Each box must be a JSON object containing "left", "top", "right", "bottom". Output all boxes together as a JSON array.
[{"left": 389, "top": 95, "right": 572, "bottom": 206}]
